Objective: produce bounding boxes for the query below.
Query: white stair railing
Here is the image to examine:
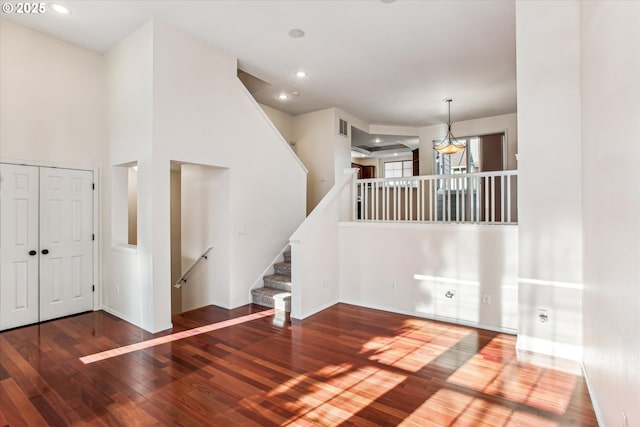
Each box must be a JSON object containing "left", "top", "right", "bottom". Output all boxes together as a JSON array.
[
  {"left": 175, "top": 246, "right": 214, "bottom": 288},
  {"left": 354, "top": 170, "right": 517, "bottom": 224}
]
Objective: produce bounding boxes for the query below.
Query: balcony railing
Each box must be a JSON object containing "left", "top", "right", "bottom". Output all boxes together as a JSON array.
[{"left": 353, "top": 170, "right": 517, "bottom": 224}]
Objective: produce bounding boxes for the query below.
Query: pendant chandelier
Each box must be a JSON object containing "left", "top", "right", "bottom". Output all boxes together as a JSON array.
[{"left": 433, "top": 98, "right": 465, "bottom": 154}]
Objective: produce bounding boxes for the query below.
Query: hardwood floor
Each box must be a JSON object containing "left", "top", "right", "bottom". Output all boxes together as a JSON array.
[{"left": 0, "top": 304, "right": 597, "bottom": 426}]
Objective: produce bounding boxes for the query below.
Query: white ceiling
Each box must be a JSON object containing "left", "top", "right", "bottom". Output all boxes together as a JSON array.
[{"left": 3, "top": 0, "right": 517, "bottom": 127}]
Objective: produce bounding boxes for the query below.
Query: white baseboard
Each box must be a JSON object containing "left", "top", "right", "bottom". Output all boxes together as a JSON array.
[
  {"left": 292, "top": 298, "right": 340, "bottom": 321},
  {"left": 515, "top": 335, "right": 582, "bottom": 361},
  {"left": 100, "top": 305, "right": 172, "bottom": 334},
  {"left": 100, "top": 305, "right": 144, "bottom": 329},
  {"left": 213, "top": 299, "right": 234, "bottom": 310},
  {"left": 339, "top": 299, "right": 518, "bottom": 335},
  {"left": 581, "top": 361, "right": 605, "bottom": 427}
]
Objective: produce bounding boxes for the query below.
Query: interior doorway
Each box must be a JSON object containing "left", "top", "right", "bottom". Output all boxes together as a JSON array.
[{"left": 170, "top": 161, "right": 230, "bottom": 316}]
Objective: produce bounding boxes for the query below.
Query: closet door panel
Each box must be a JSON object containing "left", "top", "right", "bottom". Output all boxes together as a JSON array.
[
  {"left": 39, "top": 168, "right": 93, "bottom": 322},
  {"left": 0, "top": 164, "right": 40, "bottom": 330}
]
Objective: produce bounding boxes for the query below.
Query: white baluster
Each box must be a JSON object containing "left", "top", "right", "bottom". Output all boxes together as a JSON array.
[
  {"left": 507, "top": 175, "right": 512, "bottom": 223},
  {"left": 500, "top": 174, "right": 505, "bottom": 223},
  {"left": 491, "top": 175, "right": 496, "bottom": 223}
]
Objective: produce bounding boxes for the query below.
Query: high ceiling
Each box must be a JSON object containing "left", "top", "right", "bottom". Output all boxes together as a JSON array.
[{"left": 2, "top": 0, "right": 517, "bottom": 127}]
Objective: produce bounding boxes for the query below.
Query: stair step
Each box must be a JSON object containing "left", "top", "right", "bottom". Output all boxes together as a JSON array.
[
  {"left": 274, "top": 261, "right": 291, "bottom": 276},
  {"left": 263, "top": 274, "right": 291, "bottom": 292},
  {"left": 284, "top": 250, "right": 291, "bottom": 262},
  {"left": 251, "top": 287, "right": 291, "bottom": 312}
]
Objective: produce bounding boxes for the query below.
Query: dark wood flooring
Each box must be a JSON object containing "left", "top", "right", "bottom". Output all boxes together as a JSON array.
[{"left": 0, "top": 303, "right": 598, "bottom": 426}]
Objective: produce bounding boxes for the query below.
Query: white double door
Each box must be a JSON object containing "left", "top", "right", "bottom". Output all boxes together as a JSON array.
[{"left": 0, "top": 164, "right": 94, "bottom": 330}]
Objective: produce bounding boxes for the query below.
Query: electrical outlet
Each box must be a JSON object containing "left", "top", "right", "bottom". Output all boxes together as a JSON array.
[
  {"left": 391, "top": 283, "right": 397, "bottom": 290},
  {"left": 538, "top": 309, "right": 549, "bottom": 323},
  {"left": 322, "top": 280, "right": 327, "bottom": 289},
  {"left": 482, "top": 293, "right": 491, "bottom": 305}
]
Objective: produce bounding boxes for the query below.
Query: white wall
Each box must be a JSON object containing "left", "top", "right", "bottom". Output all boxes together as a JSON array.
[
  {"left": 419, "top": 113, "right": 518, "bottom": 176},
  {"left": 3, "top": 18, "right": 306, "bottom": 332},
  {"left": 260, "top": 103, "right": 295, "bottom": 142},
  {"left": 333, "top": 125, "right": 351, "bottom": 186},
  {"left": 103, "top": 21, "right": 307, "bottom": 330},
  {"left": 151, "top": 21, "right": 306, "bottom": 314},
  {"left": 260, "top": 103, "right": 361, "bottom": 200},
  {"left": 581, "top": 1, "right": 640, "bottom": 425},
  {"left": 103, "top": 22, "right": 155, "bottom": 329},
  {"left": 290, "top": 171, "right": 354, "bottom": 319},
  {"left": 292, "top": 162, "right": 519, "bottom": 334},
  {"left": 340, "top": 224, "right": 518, "bottom": 332},
  {"left": 293, "top": 108, "right": 336, "bottom": 214},
  {"left": 515, "top": 1, "right": 583, "bottom": 360},
  {"left": 292, "top": 107, "right": 380, "bottom": 213},
  {"left": 0, "top": 19, "right": 106, "bottom": 168}
]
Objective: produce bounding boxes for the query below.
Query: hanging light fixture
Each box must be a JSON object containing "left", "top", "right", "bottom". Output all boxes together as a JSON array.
[{"left": 433, "top": 98, "right": 465, "bottom": 154}]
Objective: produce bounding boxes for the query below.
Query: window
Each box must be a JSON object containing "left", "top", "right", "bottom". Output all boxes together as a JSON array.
[{"left": 384, "top": 160, "right": 412, "bottom": 178}]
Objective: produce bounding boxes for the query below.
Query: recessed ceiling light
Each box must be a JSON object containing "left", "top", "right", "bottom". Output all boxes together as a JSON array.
[
  {"left": 393, "top": 153, "right": 399, "bottom": 156},
  {"left": 288, "top": 29, "right": 305, "bottom": 38},
  {"left": 375, "top": 138, "right": 381, "bottom": 143},
  {"left": 50, "top": 3, "right": 71, "bottom": 14},
  {"left": 295, "top": 70, "right": 308, "bottom": 78},
  {"left": 291, "top": 91, "right": 300, "bottom": 97},
  {"left": 277, "top": 93, "right": 289, "bottom": 101}
]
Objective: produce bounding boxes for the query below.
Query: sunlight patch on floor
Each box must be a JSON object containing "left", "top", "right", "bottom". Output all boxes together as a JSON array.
[
  {"left": 445, "top": 337, "right": 578, "bottom": 416},
  {"left": 362, "top": 320, "right": 472, "bottom": 373},
  {"left": 401, "top": 388, "right": 561, "bottom": 427},
  {"left": 483, "top": 361, "right": 578, "bottom": 415},
  {"left": 79, "top": 309, "right": 275, "bottom": 364},
  {"left": 506, "top": 410, "right": 561, "bottom": 427},
  {"left": 263, "top": 364, "right": 406, "bottom": 426},
  {"left": 401, "top": 389, "right": 474, "bottom": 426}
]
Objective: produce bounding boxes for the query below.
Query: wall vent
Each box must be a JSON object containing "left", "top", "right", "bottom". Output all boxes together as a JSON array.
[{"left": 338, "top": 118, "right": 348, "bottom": 137}]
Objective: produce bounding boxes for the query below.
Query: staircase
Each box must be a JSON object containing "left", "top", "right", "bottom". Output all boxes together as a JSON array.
[{"left": 251, "top": 249, "right": 291, "bottom": 312}]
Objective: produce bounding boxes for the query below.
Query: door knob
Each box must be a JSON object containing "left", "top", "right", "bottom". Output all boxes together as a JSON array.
[
  {"left": 29, "top": 250, "right": 37, "bottom": 256},
  {"left": 41, "top": 249, "right": 49, "bottom": 255}
]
